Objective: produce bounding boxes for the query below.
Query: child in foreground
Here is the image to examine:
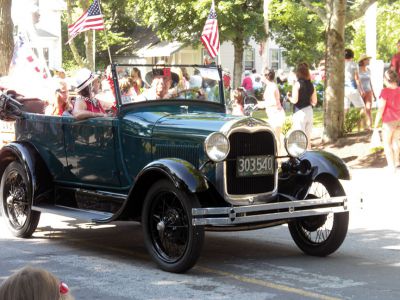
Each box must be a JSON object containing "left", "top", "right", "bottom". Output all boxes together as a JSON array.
[{"left": 0, "top": 266, "right": 74, "bottom": 300}]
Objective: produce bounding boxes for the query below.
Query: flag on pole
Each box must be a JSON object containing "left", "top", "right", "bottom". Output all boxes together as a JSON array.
[
  {"left": 200, "top": 1, "right": 220, "bottom": 59},
  {"left": 67, "top": 0, "right": 105, "bottom": 44}
]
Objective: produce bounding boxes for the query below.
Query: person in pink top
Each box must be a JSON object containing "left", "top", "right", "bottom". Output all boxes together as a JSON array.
[
  {"left": 373, "top": 69, "right": 400, "bottom": 172},
  {"left": 72, "top": 68, "right": 107, "bottom": 120}
]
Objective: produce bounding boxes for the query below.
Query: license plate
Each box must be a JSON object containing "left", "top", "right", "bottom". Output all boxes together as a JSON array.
[{"left": 236, "top": 155, "right": 274, "bottom": 177}]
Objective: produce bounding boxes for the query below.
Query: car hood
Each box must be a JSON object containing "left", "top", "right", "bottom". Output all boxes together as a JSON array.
[{"left": 152, "top": 112, "right": 240, "bottom": 140}]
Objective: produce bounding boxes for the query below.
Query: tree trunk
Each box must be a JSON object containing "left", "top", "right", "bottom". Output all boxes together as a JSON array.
[
  {"left": 66, "top": 0, "right": 87, "bottom": 68},
  {"left": 233, "top": 39, "right": 244, "bottom": 89},
  {"left": 262, "top": 0, "right": 271, "bottom": 69},
  {"left": 81, "top": 0, "right": 94, "bottom": 71},
  {"left": 322, "top": 0, "right": 346, "bottom": 142},
  {"left": 85, "top": 31, "right": 95, "bottom": 71},
  {"left": 0, "top": 0, "right": 13, "bottom": 76}
]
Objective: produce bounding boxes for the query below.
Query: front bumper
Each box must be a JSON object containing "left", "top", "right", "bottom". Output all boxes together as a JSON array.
[{"left": 192, "top": 195, "right": 347, "bottom": 226}]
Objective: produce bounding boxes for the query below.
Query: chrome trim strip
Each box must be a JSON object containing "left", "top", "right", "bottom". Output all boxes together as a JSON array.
[
  {"left": 192, "top": 207, "right": 346, "bottom": 226},
  {"left": 192, "top": 196, "right": 347, "bottom": 226}
]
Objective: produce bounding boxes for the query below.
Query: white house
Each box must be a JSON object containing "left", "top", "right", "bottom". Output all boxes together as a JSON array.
[{"left": 11, "top": 0, "right": 66, "bottom": 70}]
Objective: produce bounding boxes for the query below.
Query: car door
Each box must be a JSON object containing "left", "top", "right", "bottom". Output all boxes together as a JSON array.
[{"left": 62, "top": 116, "right": 121, "bottom": 187}]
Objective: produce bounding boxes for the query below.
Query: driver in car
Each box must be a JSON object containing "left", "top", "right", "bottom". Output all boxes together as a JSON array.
[{"left": 135, "top": 69, "right": 172, "bottom": 101}]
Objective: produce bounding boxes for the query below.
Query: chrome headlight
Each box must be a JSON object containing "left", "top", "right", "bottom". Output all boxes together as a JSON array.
[
  {"left": 284, "top": 130, "right": 308, "bottom": 157},
  {"left": 204, "top": 132, "right": 230, "bottom": 162}
]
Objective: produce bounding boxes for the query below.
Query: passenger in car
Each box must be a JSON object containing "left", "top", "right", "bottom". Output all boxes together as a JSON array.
[
  {"left": 72, "top": 68, "right": 108, "bottom": 120},
  {"left": 119, "top": 77, "right": 137, "bottom": 104},
  {"left": 45, "top": 80, "right": 72, "bottom": 116}
]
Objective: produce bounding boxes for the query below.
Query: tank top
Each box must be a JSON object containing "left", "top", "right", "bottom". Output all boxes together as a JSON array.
[
  {"left": 294, "top": 79, "right": 314, "bottom": 112},
  {"left": 359, "top": 69, "right": 371, "bottom": 92},
  {"left": 83, "top": 97, "right": 105, "bottom": 114},
  {"left": 263, "top": 82, "right": 279, "bottom": 107}
]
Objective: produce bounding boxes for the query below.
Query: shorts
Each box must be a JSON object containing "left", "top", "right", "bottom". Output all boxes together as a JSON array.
[
  {"left": 266, "top": 107, "right": 285, "bottom": 128},
  {"left": 383, "top": 120, "right": 400, "bottom": 131},
  {"left": 344, "top": 88, "right": 365, "bottom": 109}
]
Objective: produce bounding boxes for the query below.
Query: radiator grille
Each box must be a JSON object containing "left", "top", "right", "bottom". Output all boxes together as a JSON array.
[{"left": 226, "top": 131, "right": 275, "bottom": 195}]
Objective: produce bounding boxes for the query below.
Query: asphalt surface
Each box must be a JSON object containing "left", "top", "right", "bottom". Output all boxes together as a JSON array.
[{"left": 0, "top": 167, "right": 399, "bottom": 300}]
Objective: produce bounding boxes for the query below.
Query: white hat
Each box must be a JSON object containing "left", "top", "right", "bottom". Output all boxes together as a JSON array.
[{"left": 75, "top": 68, "right": 96, "bottom": 92}]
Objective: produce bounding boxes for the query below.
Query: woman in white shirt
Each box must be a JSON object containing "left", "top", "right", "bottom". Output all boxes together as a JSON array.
[{"left": 263, "top": 68, "right": 285, "bottom": 153}]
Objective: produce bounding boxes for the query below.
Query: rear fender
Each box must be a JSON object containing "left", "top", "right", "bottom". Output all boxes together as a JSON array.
[{"left": 0, "top": 142, "right": 53, "bottom": 204}]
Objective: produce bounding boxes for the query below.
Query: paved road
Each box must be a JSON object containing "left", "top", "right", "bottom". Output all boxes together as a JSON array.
[{"left": 0, "top": 167, "right": 399, "bottom": 300}]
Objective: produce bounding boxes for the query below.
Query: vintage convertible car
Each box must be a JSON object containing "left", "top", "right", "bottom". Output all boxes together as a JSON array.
[{"left": 0, "top": 64, "right": 349, "bottom": 273}]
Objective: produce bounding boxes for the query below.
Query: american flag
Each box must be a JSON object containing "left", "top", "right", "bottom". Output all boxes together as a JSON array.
[
  {"left": 67, "top": 0, "right": 105, "bottom": 44},
  {"left": 200, "top": 1, "right": 220, "bottom": 59}
]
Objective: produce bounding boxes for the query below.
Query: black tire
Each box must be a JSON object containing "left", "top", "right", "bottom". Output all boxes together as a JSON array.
[
  {"left": 142, "top": 179, "right": 204, "bottom": 273},
  {"left": 0, "top": 161, "right": 40, "bottom": 238},
  {"left": 288, "top": 176, "right": 349, "bottom": 256}
]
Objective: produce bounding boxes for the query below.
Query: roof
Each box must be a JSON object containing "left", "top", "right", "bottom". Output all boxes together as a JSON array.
[
  {"left": 113, "top": 26, "right": 160, "bottom": 57},
  {"left": 137, "top": 41, "right": 184, "bottom": 58},
  {"left": 113, "top": 26, "right": 184, "bottom": 58}
]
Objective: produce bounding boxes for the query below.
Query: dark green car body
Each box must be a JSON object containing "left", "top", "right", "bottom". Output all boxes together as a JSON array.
[{"left": 0, "top": 64, "right": 350, "bottom": 272}]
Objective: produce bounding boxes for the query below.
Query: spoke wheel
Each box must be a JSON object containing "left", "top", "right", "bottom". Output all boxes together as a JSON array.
[
  {"left": 0, "top": 162, "right": 40, "bottom": 238},
  {"left": 142, "top": 179, "right": 204, "bottom": 273},
  {"left": 289, "top": 176, "right": 349, "bottom": 256}
]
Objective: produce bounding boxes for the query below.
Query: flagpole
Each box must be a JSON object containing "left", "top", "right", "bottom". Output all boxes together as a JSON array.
[{"left": 98, "top": 0, "right": 113, "bottom": 64}]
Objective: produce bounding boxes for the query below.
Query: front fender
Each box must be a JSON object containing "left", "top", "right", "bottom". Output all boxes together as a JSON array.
[
  {"left": 136, "top": 158, "right": 209, "bottom": 193},
  {"left": 300, "top": 150, "right": 351, "bottom": 180},
  {"left": 116, "top": 158, "right": 209, "bottom": 221},
  {"left": 0, "top": 142, "right": 52, "bottom": 204}
]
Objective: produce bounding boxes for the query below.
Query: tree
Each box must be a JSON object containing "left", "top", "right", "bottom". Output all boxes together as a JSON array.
[
  {"left": 0, "top": 0, "right": 13, "bottom": 76},
  {"left": 351, "top": 0, "right": 400, "bottom": 62},
  {"left": 133, "top": 0, "right": 266, "bottom": 88},
  {"left": 63, "top": 0, "right": 133, "bottom": 70},
  {"left": 269, "top": 0, "right": 325, "bottom": 67},
  {"left": 300, "top": 0, "right": 377, "bottom": 141}
]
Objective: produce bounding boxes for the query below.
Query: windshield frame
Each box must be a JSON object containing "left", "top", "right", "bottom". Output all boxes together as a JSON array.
[{"left": 111, "top": 63, "right": 225, "bottom": 112}]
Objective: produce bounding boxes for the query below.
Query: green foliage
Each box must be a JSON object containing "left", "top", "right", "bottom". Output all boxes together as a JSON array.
[
  {"left": 314, "top": 81, "right": 324, "bottom": 107},
  {"left": 62, "top": 0, "right": 137, "bottom": 71},
  {"left": 350, "top": 1, "right": 400, "bottom": 62},
  {"left": 344, "top": 108, "right": 364, "bottom": 133},
  {"left": 282, "top": 117, "right": 292, "bottom": 135},
  {"left": 133, "top": 0, "right": 266, "bottom": 46},
  {"left": 269, "top": 0, "right": 325, "bottom": 67}
]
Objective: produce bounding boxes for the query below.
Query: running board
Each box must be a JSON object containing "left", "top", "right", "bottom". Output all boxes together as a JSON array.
[{"left": 32, "top": 205, "right": 113, "bottom": 223}]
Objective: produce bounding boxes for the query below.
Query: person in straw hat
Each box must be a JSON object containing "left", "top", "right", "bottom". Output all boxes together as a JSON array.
[
  {"left": 72, "top": 68, "right": 108, "bottom": 120},
  {"left": 358, "top": 53, "right": 376, "bottom": 129}
]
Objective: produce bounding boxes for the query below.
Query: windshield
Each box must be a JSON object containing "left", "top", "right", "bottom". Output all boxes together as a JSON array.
[{"left": 113, "top": 64, "right": 223, "bottom": 105}]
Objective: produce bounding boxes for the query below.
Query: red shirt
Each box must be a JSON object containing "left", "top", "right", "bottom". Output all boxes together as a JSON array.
[
  {"left": 223, "top": 74, "right": 231, "bottom": 89},
  {"left": 391, "top": 53, "right": 400, "bottom": 79},
  {"left": 380, "top": 87, "right": 400, "bottom": 123},
  {"left": 241, "top": 76, "right": 253, "bottom": 91}
]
